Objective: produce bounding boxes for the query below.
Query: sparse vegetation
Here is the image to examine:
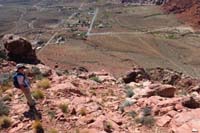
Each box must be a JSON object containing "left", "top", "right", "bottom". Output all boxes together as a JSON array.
[
  {"left": 1, "top": 95, "right": 11, "bottom": 102},
  {"left": 142, "top": 107, "right": 152, "bottom": 116},
  {"left": 0, "top": 116, "right": 12, "bottom": 129},
  {"left": 103, "top": 121, "right": 113, "bottom": 133},
  {"left": 32, "top": 120, "right": 44, "bottom": 133},
  {"left": 119, "top": 99, "right": 135, "bottom": 112},
  {"left": 49, "top": 128, "right": 58, "bottom": 133},
  {"left": 0, "top": 80, "right": 12, "bottom": 93},
  {"left": 0, "top": 100, "right": 9, "bottom": 116},
  {"left": 135, "top": 107, "right": 155, "bottom": 127},
  {"left": 32, "top": 90, "right": 44, "bottom": 100},
  {"left": 90, "top": 90, "right": 97, "bottom": 96},
  {"left": 90, "top": 76, "right": 101, "bottom": 83},
  {"left": 31, "top": 67, "right": 44, "bottom": 80},
  {"left": 79, "top": 107, "right": 87, "bottom": 116},
  {"left": 48, "top": 110, "right": 56, "bottom": 121},
  {"left": 129, "top": 111, "right": 137, "bottom": 118},
  {"left": 37, "top": 78, "right": 51, "bottom": 89},
  {"left": 125, "top": 86, "right": 134, "bottom": 98},
  {"left": 165, "top": 34, "right": 178, "bottom": 39},
  {"left": 59, "top": 103, "right": 68, "bottom": 114},
  {"left": 135, "top": 115, "right": 155, "bottom": 127}
]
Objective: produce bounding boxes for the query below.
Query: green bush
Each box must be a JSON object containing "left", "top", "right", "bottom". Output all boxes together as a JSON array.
[{"left": 90, "top": 76, "right": 101, "bottom": 83}]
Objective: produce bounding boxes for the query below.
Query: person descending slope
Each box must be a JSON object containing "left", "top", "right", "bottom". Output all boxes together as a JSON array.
[{"left": 13, "top": 64, "right": 36, "bottom": 110}]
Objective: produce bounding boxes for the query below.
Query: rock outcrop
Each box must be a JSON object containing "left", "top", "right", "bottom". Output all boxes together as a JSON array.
[
  {"left": 163, "top": 0, "right": 200, "bottom": 28},
  {"left": 2, "top": 34, "right": 39, "bottom": 64},
  {"left": 1, "top": 62, "right": 200, "bottom": 132}
]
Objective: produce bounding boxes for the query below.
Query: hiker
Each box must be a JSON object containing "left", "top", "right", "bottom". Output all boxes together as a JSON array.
[{"left": 13, "top": 64, "right": 36, "bottom": 109}]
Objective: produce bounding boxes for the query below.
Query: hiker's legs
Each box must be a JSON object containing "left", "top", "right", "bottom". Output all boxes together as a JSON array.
[{"left": 20, "top": 88, "right": 35, "bottom": 107}]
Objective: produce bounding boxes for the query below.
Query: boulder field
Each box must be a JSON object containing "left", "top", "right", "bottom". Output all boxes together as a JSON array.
[{"left": 1, "top": 62, "right": 200, "bottom": 132}]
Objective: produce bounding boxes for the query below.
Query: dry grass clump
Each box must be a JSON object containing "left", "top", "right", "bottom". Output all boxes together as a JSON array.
[
  {"left": 79, "top": 107, "right": 87, "bottom": 116},
  {"left": 37, "top": 78, "right": 51, "bottom": 89},
  {"left": 0, "top": 100, "right": 9, "bottom": 116},
  {"left": 32, "top": 90, "right": 44, "bottom": 100},
  {"left": 32, "top": 120, "right": 44, "bottom": 133},
  {"left": 0, "top": 116, "right": 12, "bottom": 129},
  {"left": 49, "top": 128, "right": 58, "bottom": 133},
  {"left": 59, "top": 103, "right": 68, "bottom": 114}
]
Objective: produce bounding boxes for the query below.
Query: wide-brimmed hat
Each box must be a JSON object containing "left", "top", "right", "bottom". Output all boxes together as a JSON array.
[{"left": 16, "top": 64, "right": 27, "bottom": 70}]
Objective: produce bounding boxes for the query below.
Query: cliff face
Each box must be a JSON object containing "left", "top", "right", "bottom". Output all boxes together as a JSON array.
[{"left": 163, "top": 0, "right": 200, "bottom": 28}]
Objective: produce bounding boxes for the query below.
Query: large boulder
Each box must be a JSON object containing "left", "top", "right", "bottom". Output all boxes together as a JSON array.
[
  {"left": 2, "top": 34, "right": 39, "bottom": 64},
  {"left": 136, "top": 83, "right": 176, "bottom": 98},
  {"left": 123, "top": 67, "right": 149, "bottom": 83}
]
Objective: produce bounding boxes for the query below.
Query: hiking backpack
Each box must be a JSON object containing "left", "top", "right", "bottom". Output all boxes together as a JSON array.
[{"left": 13, "top": 73, "right": 26, "bottom": 88}]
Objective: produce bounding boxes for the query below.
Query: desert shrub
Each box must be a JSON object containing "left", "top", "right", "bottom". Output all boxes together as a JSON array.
[
  {"left": 135, "top": 115, "right": 155, "bottom": 127},
  {"left": 103, "top": 121, "right": 113, "bottom": 133},
  {"left": 49, "top": 128, "right": 58, "bottom": 133},
  {"left": 0, "top": 73, "right": 12, "bottom": 91},
  {"left": 37, "top": 78, "right": 50, "bottom": 89},
  {"left": 141, "top": 107, "right": 152, "bottom": 116},
  {"left": 1, "top": 95, "right": 11, "bottom": 102},
  {"left": 166, "top": 34, "right": 177, "bottom": 39},
  {"left": 32, "top": 120, "right": 44, "bottom": 133},
  {"left": 125, "top": 87, "right": 134, "bottom": 98},
  {"left": 59, "top": 103, "right": 68, "bottom": 114},
  {"left": 0, "top": 100, "right": 9, "bottom": 116},
  {"left": 0, "top": 116, "right": 12, "bottom": 129},
  {"left": 79, "top": 108, "right": 87, "bottom": 116},
  {"left": 119, "top": 99, "right": 134, "bottom": 112},
  {"left": 91, "top": 89, "right": 97, "bottom": 95},
  {"left": 90, "top": 76, "right": 101, "bottom": 83},
  {"left": 32, "top": 90, "right": 44, "bottom": 100},
  {"left": 47, "top": 110, "right": 56, "bottom": 120},
  {"left": 129, "top": 111, "right": 137, "bottom": 118}
]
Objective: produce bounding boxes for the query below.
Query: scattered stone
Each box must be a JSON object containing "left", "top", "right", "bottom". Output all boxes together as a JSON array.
[{"left": 157, "top": 115, "right": 171, "bottom": 127}]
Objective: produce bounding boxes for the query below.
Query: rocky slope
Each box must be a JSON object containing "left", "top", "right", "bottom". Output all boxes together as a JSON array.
[
  {"left": 1, "top": 60, "right": 200, "bottom": 132},
  {"left": 163, "top": 0, "right": 200, "bottom": 28}
]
